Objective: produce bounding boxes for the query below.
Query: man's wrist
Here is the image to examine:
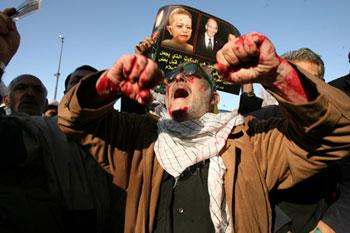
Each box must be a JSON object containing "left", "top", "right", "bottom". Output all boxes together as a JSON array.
[
  {"left": 96, "top": 70, "right": 120, "bottom": 97},
  {"left": 265, "top": 58, "right": 309, "bottom": 103}
]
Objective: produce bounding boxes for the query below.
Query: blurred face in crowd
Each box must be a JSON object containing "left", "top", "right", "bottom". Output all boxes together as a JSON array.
[
  {"left": 65, "top": 69, "right": 96, "bottom": 93},
  {"left": 4, "top": 75, "right": 47, "bottom": 116},
  {"left": 44, "top": 107, "right": 57, "bottom": 117},
  {"left": 294, "top": 61, "right": 321, "bottom": 79},
  {"left": 205, "top": 18, "right": 218, "bottom": 38},
  {"left": 165, "top": 63, "right": 219, "bottom": 122},
  {"left": 167, "top": 13, "right": 192, "bottom": 44}
]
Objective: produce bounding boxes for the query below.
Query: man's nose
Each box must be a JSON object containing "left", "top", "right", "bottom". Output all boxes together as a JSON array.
[{"left": 175, "top": 73, "right": 186, "bottom": 82}]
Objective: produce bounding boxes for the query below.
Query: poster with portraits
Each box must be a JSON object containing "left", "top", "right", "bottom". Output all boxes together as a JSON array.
[{"left": 148, "top": 5, "right": 241, "bottom": 94}]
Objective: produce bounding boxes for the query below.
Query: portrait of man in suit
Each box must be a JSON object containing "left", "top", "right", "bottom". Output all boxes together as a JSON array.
[{"left": 196, "top": 17, "right": 224, "bottom": 58}]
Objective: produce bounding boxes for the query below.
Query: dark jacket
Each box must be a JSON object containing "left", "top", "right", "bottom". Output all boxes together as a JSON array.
[{"left": 196, "top": 32, "right": 224, "bottom": 58}]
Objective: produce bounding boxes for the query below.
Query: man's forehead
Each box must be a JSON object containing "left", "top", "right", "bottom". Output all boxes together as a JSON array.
[
  {"left": 294, "top": 61, "right": 320, "bottom": 78},
  {"left": 171, "top": 13, "right": 190, "bottom": 23},
  {"left": 207, "top": 19, "right": 218, "bottom": 26},
  {"left": 12, "top": 75, "right": 42, "bottom": 86}
]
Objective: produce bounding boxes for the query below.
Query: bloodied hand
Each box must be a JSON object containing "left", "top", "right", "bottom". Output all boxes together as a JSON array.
[
  {"left": 96, "top": 54, "right": 164, "bottom": 105},
  {"left": 215, "top": 32, "right": 281, "bottom": 85},
  {"left": 215, "top": 32, "right": 308, "bottom": 103}
]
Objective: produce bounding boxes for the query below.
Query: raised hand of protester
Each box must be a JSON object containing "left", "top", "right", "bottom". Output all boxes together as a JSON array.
[
  {"left": 134, "top": 31, "right": 158, "bottom": 56},
  {"left": 0, "top": 8, "right": 20, "bottom": 66},
  {"left": 216, "top": 32, "right": 309, "bottom": 103},
  {"left": 96, "top": 54, "right": 164, "bottom": 105}
]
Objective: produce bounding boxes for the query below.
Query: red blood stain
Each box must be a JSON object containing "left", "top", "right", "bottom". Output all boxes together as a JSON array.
[
  {"left": 140, "top": 67, "right": 150, "bottom": 85},
  {"left": 139, "top": 73, "right": 147, "bottom": 85},
  {"left": 139, "top": 89, "right": 150, "bottom": 98},
  {"left": 250, "top": 33, "right": 266, "bottom": 46},
  {"left": 96, "top": 73, "right": 119, "bottom": 95},
  {"left": 181, "top": 106, "right": 189, "bottom": 112},
  {"left": 235, "top": 36, "right": 245, "bottom": 46},
  {"left": 214, "top": 63, "right": 243, "bottom": 80},
  {"left": 259, "top": 56, "right": 264, "bottom": 64},
  {"left": 121, "top": 82, "right": 135, "bottom": 97},
  {"left": 186, "top": 76, "right": 194, "bottom": 83},
  {"left": 246, "top": 41, "right": 254, "bottom": 49},
  {"left": 277, "top": 56, "right": 284, "bottom": 64},
  {"left": 169, "top": 106, "right": 189, "bottom": 119},
  {"left": 215, "top": 63, "right": 228, "bottom": 76},
  {"left": 273, "top": 60, "right": 309, "bottom": 102},
  {"left": 138, "top": 89, "right": 151, "bottom": 104}
]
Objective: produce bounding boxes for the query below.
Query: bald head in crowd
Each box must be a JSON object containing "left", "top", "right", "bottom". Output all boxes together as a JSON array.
[{"left": 4, "top": 74, "right": 48, "bottom": 116}]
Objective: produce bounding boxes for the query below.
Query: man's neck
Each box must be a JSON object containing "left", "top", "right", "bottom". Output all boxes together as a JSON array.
[{"left": 205, "top": 32, "right": 213, "bottom": 40}]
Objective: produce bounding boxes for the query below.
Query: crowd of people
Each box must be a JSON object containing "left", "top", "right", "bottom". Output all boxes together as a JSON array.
[{"left": 0, "top": 6, "right": 350, "bottom": 233}]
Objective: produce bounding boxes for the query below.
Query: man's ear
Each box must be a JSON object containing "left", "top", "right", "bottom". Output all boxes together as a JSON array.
[
  {"left": 211, "top": 92, "right": 220, "bottom": 106},
  {"left": 210, "top": 92, "right": 220, "bottom": 113},
  {"left": 166, "top": 25, "right": 173, "bottom": 36},
  {"left": 3, "top": 95, "right": 10, "bottom": 106}
]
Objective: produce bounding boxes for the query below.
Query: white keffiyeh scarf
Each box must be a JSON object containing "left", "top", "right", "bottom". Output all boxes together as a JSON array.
[{"left": 154, "top": 107, "right": 244, "bottom": 233}]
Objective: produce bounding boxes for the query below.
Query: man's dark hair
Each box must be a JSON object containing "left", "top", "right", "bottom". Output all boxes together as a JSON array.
[{"left": 64, "top": 65, "right": 98, "bottom": 91}]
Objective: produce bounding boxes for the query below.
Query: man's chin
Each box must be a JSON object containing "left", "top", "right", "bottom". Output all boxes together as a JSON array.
[{"left": 169, "top": 107, "right": 190, "bottom": 122}]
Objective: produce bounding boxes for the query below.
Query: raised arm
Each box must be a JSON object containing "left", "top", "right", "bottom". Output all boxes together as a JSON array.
[
  {"left": 74, "top": 54, "right": 164, "bottom": 110},
  {"left": 0, "top": 8, "right": 20, "bottom": 78},
  {"left": 216, "top": 32, "right": 314, "bottom": 103},
  {"left": 216, "top": 32, "right": 350, "bottom": 190}
]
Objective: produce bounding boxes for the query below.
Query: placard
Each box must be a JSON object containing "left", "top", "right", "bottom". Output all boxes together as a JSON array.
[{"left": 149, "top": 5, "right": 241, "bottom": 94}]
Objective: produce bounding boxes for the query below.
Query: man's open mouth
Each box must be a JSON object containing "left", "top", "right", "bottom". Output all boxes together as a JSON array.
[{"left": 174, "top": 88, "right": 189, "bottom": 99}]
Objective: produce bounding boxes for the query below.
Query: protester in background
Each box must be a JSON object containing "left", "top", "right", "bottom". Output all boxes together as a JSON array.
[
  {"left": 43, "top": 99, "right": 59, "bottom": 117},
  {"left": 283, "top": 47, "right": 325, "bottom": 80},
  {"left": 329, "top": 73, "right": 350, "bottom": 97},
  {"left": 58, "top": 32, "right": 350, "bottom": 233},
  {"left": 239, "top": 47, "right": 350, "bottom": 233},
  {"left": 237, "top": 82, "right": 263, "bottom": 115},
  {"left": 0, "top": 8, "right": 67, "bottom": 233},
  {"left": 161, "top": 7, "right": 193, "bottom": 53},
  {"left": 0, "top": 9, "right": 111, "bottom": 232},
  {"left": 2, "top": 73, "right": 105, "bottom": 233},
  {"left": 239, "top": 47, "right": 325, "bottom": 116},
  {"left": 64, "top": 65, "right": 98, "bottom": 93},
  {"left": 3, "top": 74, "right": 48, "bottom": 115},
  {"left": 319, "top": 52, "right": 350, "bottom": 233}
]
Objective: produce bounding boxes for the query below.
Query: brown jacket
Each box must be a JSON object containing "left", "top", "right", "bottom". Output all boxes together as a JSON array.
[{"left": 58, "top": 70, "right": 350, "bottom": 233}]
